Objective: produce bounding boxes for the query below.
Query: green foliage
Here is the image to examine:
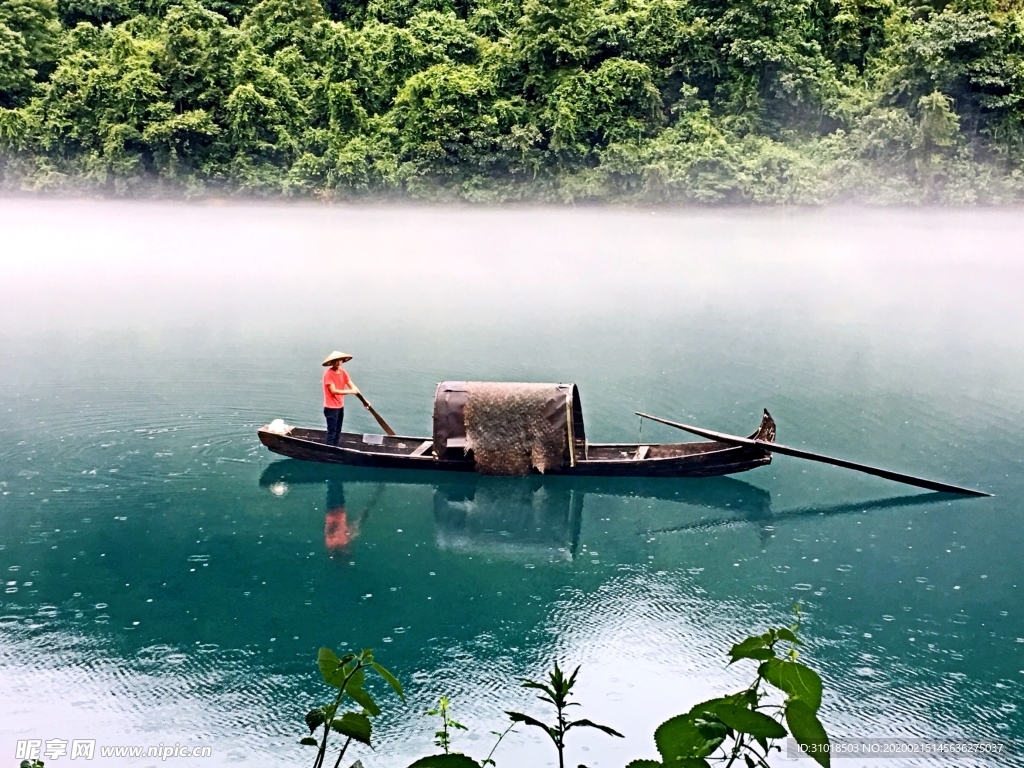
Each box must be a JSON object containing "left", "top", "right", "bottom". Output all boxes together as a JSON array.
[
  {"left": 5, "top": 0, "right": 1024, "bottom": 199},
  {"left": 302, "top": 646, "right": 404, "bottom": 768},
  {"left": 629, "top": 606, "right": 831, "bottom": 768},
  {"left": 332, "top": 711, "right": 373, "bottom": 745},
  {"left": 411, "top": 701, "right": 516, "bottom": 768},
  {"left": 407, "top": 756, "right": 485, "bottom": 768},
  {"left": 427, "top": 696, "right": 469, "bottom": 754},
  {"left": 653, "top": 710, "right": 727, "bottom": 761},
  {"left": 759, "top": 658, "right": 823, "bottom": 711},
  {"left": 506, "top": 662, "right": 623, "bottom": 768},
  {"left": 0, "top": 0, "right": 59, "bottom": 106},
  {"left": 304, "top": 611, "right": 836, "bottom": 768},
  {"left": 786, "top": 699, "right": 831, "bottom": 768}
]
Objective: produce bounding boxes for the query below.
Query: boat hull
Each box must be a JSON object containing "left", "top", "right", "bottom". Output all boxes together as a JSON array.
[{"left": 257, "top": 424, "right": 773, "bottom": 479}]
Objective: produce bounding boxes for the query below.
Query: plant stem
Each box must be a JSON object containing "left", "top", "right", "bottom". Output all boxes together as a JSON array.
[
  {"left": 556, "top": 699, "right": 565, "bottom": 768},
  {"left": 332, "top": 736, "right": 353, "bottom": 768},
  {"left": 483, "top": 723, "right": 516, "bottom": 766},
  {"left": 724, "top": 732, "right": 746, "bottom": 768},
  {"left": 443, "top": 701, "right": 450, "bottom": 754},
  {"left": 315, "top": 662, "right": 362, "bottom": 768}
]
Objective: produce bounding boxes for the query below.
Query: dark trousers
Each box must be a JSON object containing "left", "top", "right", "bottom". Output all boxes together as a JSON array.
[{"left": 324, "top": 407, "right": 344, "bottom": 446}]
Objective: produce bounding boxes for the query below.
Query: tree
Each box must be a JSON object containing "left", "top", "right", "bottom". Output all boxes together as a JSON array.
[{"left": 0, "top": 0, "right": 59, "bottom": 106}]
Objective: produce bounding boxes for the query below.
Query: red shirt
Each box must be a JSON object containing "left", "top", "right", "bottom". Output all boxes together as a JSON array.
[{"left": 323, "top": 368, "right": 352, "bottom": 408}]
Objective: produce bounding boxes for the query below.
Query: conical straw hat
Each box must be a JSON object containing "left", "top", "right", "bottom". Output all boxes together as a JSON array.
[{"left": 322, "top": 351, "right": 353, "bottom": 366}]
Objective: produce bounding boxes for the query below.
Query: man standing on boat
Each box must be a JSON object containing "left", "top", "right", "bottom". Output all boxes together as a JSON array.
[{"left": 322, "top": 351, "right": 361, "bottom": 446}]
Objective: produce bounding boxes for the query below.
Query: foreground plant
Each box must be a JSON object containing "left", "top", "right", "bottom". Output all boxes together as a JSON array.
[
  {"left": 300, "top": 647, "right": 404, "bottom": 768},
  {"left": 302, "top": 611, "right": 832, "bottom": 768},
  {"left": 506, "top": 662, "right": 623, "bottom": 768},
  {"left": 628, "top": 608, "right": 831, "bottom": 768},
  {"left": 428, "top": 697, "right": 468, "bottom": 755},
  {"left": 408, "top": 698, "right": 516, "bottom": 768}
]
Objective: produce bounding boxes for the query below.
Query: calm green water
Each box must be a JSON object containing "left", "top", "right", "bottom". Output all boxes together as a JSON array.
[{"left": 1, "top": 202, "right": 1022, "bottom": 767}]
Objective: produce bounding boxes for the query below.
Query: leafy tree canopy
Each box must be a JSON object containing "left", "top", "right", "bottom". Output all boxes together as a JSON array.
[{"left": 3, "top": 0, "right": 1024, "bottom": 201}]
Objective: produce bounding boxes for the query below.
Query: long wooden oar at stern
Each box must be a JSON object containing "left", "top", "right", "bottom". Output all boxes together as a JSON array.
[
  {"left": 356, "top": 392, "right": 396, "bottom": 436},
  {"left": 636, "top": 411, "right": 991, "bottom": 497}
]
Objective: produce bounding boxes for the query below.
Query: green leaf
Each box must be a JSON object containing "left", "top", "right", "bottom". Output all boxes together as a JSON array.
[
  {"left": 759, "top": 659, "right": 823, "bottom": 711},
  {"left": 728, "top": 635, "right": 770, "bottom": 664},
  {"left": 299, "top": 737, "right": 318, "bottom": 747},
  {"left": 345, "top": 681, "right": 381, "bottom": 716},
  {"left": 733, "top": 689, "right": 759, "bottom": 709},
  {"left": 686, "top": 696, "right": 734, "bottom": 718},
  {"left": 521, "top": 679, "right": 558, "bottom": 700},
  {"left": 370, "top": 660, "right": 406, "bottom": 702},
  {"left": 625, "top": 761, "right": 663, "bottom": 768},
  {"left": 785, "top": 700, "right": 830, "bottom": 768},
  {"left": 741, "top": 648, "right": 775, "bottom": 661},
  {"left": 318, "top": 647, "right": 346, "bottom": 687},
  {"left": 775, "top": 628, "right": 802, "bottom": 645},
  {"left": 331, "top": 711, "right": 373, "bottom": 745},
  {"left": 654, "top": 713, "right": 726, "bottom": 762},
  {"left": 710, "top": 703, "right": 787, "bottom": 740},
  {"left": 406, "top": 755, "right": 482, "bottom": 768},
  {"left": 567, "top": 718, "right": 624, "bottom": 738},
  {"left": 506, "top": 710, "right": 555, "bottom": 739}
]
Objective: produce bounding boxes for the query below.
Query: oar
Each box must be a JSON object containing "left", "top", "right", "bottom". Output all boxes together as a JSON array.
[
  {"left": 635, "top": 411, "right": 991, "bottom": 497},
  {"left": 355, "top": 392, "right": 396, "bottom": 436}
]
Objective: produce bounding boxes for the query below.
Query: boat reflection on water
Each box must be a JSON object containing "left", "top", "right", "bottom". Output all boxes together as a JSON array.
[
  {"left": 651, "top": 491, "right": 954, "bottom": 542},
  {"left": 258, "top": 462, "right": 782, "bottom": 556},
  {"left": 431, "top": 478, "right": 584, "bottom": 561},
  {"left": 258, "top": 461, "right": 955, "bottom": 555}
]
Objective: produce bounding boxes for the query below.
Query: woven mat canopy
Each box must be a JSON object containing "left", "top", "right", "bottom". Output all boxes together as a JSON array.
[{"left": 433, "top": 382, "right": 585, "bottom": 475}]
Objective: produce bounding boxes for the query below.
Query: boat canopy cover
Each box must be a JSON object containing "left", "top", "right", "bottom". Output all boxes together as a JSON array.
[{"left": 433, "top": 382, "right": 586, "bottom": 475}]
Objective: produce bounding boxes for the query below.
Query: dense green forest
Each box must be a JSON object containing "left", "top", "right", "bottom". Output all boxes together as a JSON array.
[{"left": 2, "top": 0, "right": 1024, "bottom": 201}]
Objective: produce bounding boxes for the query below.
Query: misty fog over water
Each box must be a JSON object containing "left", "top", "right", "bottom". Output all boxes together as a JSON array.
[{"left": 1, "top": 201, "right": 1022, "bottom": 766}]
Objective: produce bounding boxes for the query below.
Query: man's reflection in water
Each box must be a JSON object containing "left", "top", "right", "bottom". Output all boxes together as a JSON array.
[
  {"left": 324, "top": 480, "right": 387, "bottom": 551},
  {"left": 324, "top": 479, "right": 359, "bottom": 550}
]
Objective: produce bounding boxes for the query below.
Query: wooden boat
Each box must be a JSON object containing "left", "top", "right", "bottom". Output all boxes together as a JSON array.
[{"left": 258, "top": 381, "right": 776, "bottom": 479}]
